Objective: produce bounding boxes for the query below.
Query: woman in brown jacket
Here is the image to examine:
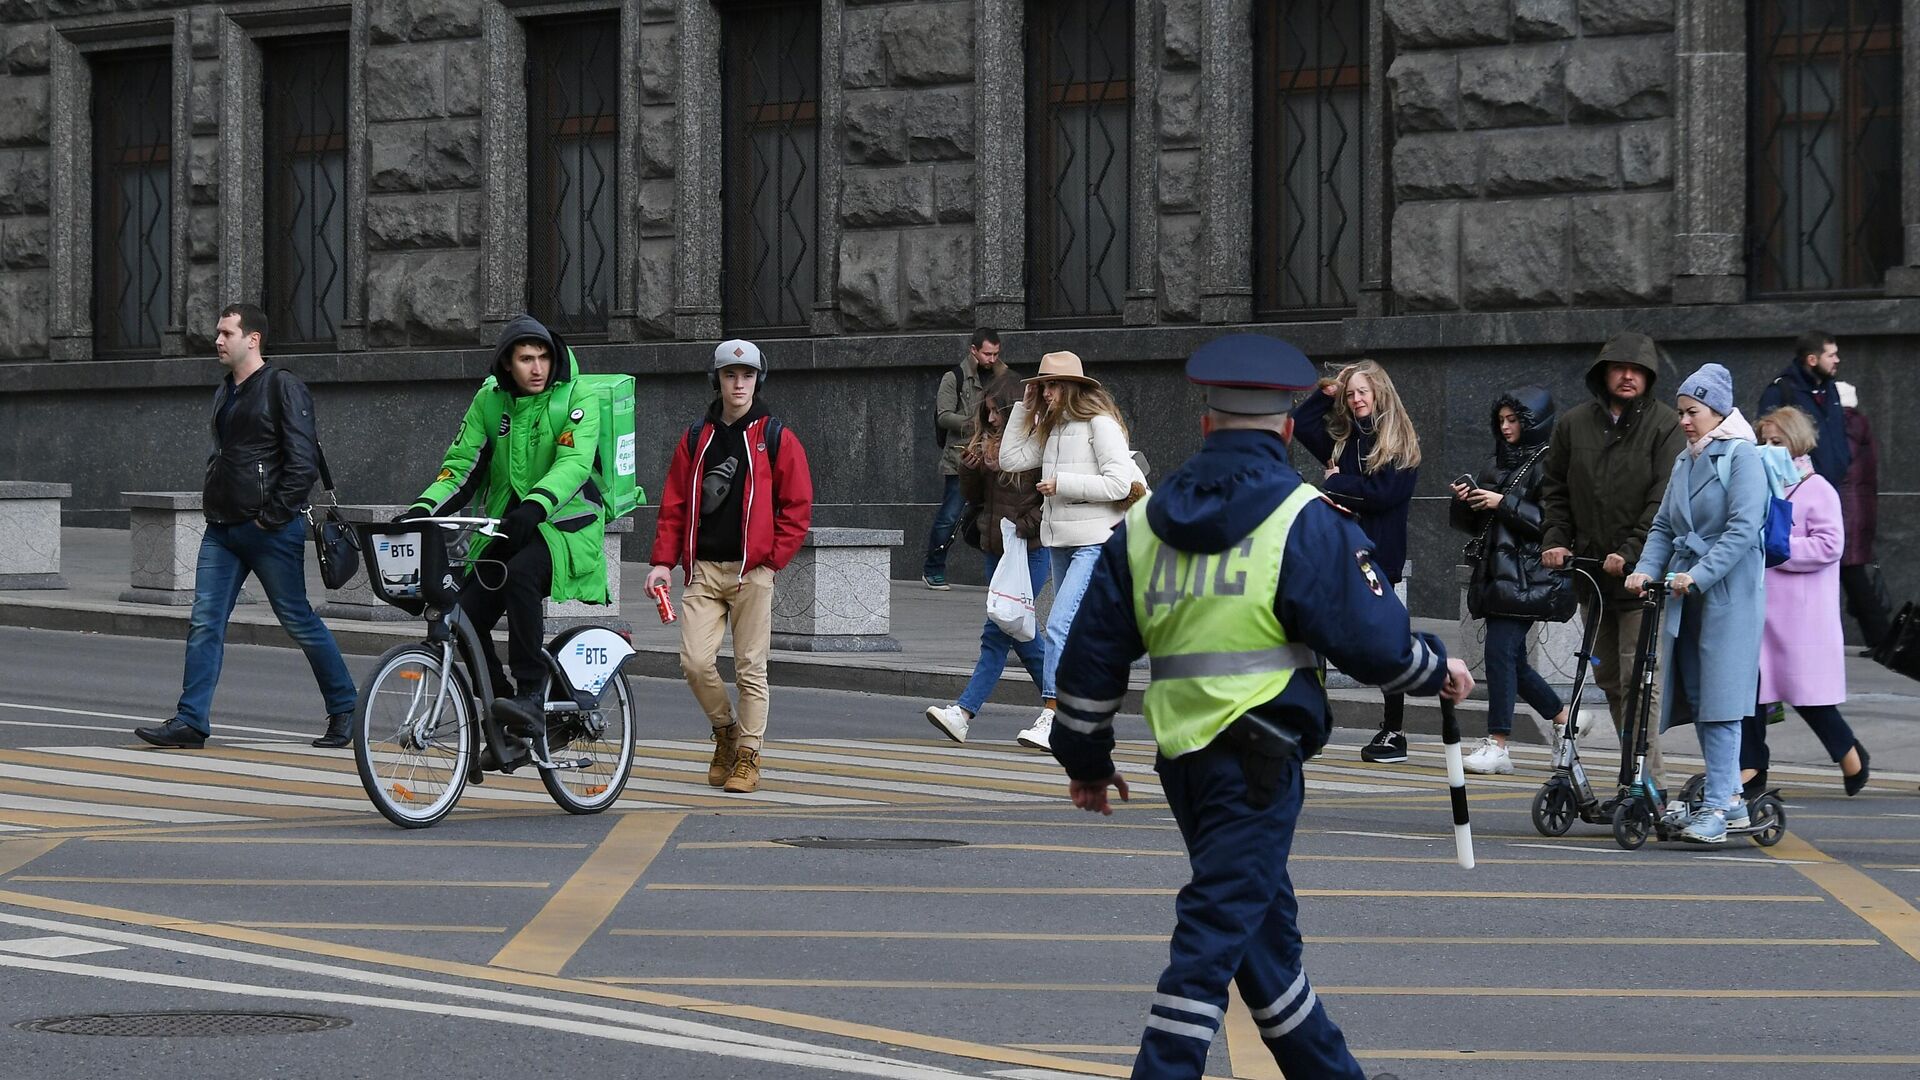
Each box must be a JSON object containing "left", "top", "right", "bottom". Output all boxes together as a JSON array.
[{"left": 925, "top": 375, "right": 1052, "bottom": 744}]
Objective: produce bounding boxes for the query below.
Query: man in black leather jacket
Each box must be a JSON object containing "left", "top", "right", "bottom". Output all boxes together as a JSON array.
[{"left": 135, "top": 303, "right": 358, "bottom": 750}]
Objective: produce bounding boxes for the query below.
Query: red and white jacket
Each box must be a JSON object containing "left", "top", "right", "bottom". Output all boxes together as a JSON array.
[{"left": 649, "top": 412, "right": 813, "bottom": 582}]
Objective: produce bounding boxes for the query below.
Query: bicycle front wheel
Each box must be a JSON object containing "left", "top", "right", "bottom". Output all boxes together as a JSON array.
[
  {"left": 355, "top": 644, "right": 473, "bottom": 829},
  {"left": 541, "top": 673, "right": 636, "bottom": 814}
]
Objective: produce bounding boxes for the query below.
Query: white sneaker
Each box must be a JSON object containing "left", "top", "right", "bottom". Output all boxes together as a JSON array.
[
  {"left": 1016, "top": 708, "right": 1054, "bottom": 750},
  {"left": 924, "top": 704, "right": 970, "bottom": 744},
  {"left": 1462, "top": 737, "right": 1512, "bottom": 775}
]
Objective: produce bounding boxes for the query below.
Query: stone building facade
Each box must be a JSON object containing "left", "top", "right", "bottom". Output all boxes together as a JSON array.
[{"left": 1, "top": 0, "right": 1916, "bottom": 618}]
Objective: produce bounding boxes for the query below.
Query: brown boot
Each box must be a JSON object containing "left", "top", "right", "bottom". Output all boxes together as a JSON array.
[
  {"left": 723, "top": 745, "right": 761, "bottom": 794},
  {"left": 707, "top": 724, "right": 740, "bottom": 787}
]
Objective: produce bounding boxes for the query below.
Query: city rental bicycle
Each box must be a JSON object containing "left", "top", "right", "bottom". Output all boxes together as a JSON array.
[{"left": 354, "top": 516, "right": 637, "bottom": 828}]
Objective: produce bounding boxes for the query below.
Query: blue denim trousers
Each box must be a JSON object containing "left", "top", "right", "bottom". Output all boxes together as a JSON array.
[
  {"left": 921, "top": 475, "right": 968, "bottom": 577},
  {"left": 956, "top": 545, "right": 1053, "bottom": 714},
  {"left": 1694, "top": 718, "right": 1744, "bottom": 812},
  {"left": 1482, "top": 617, "right": 1564, "bottom": 737},
  {"left": 1042, "top": 544, "right": 1104, "bottom": 701},
  {"left": 174, "top": 519, "right": 358, "bottom": 734}
]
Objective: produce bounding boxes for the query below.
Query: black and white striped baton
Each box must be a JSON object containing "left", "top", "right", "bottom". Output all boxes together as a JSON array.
[{"left": 1438, "top": 698, "right": 1475, "bottom": 869}]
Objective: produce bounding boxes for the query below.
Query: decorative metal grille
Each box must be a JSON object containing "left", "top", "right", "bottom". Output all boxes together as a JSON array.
[
  {"left": 528, "top": 16, "right": 619, "bottom": 337},
  {"left": 1749, "top": 0, "right": 1903, "bottom": 294},
  {"left": 721, "top": 1, "right": 820, "bottom": 333},
  {"left": 264, "top": 37, "right": 348, "bottom": 348},
  {"left": 1254, "top": 0, "right": 1365, "bottom": 316},
  {"left": 1027, "top": 0, "right": 1132, "bottom": 323},
  {"left": 92, "top": 52, "right": 171, "bottom": 356}
]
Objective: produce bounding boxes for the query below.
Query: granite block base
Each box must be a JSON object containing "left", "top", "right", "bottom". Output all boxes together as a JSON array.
[
  {"left": 771, "top": 632, "right": 902, "bottom": 653},
  {"left": 0, "top": 573, "right": 66, "bottom": 590}
]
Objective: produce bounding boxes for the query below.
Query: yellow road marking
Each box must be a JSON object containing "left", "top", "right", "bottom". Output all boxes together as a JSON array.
[
  {"left": 1355, "top": 1050, "right": 1920, "bottom": 1065},
  {"left": 641, "top": 884, "right": 1825, "bottom": 902},
  {"left": 591, "top": 977, "right": 1148, "bottom": 991},
  {"left": 10, "top": 876, "right": 549, "bottom": 888},
  {"left": 490, "top": 812, "right": 683, "bottom": 975},
  {"left": 612, "top": 928, "right": 1174, "bottom": 941},
  {"left": 0, "top": 889, "right": 1133, "bottom": 1078},
  {"left": 587, "top": 978, "right": 1920, "bottom": 999},
  {"left": 1007, "top": 1044, "right": 1135, "bottom": 1055},
  {"left": 0, "top": 808, "right": 135, "bottom": 828},
  {"left": 1225, "top": 983, "right": 1282, "bottom": 1079},
  {"left": 84, "top": 835, "right": 589, "bottom": 849},
  {"left": 228, "top": 922, "right": 508, "bottom": 933},
  {"left": 1765, "top": 833, "right": 1920, "bottom": 965},
  {"left": 0, "top": 838, "right": 63, "bottom": 877},
  {"left": 672, "top": 840, "right": 1826, "bottom": 869}
]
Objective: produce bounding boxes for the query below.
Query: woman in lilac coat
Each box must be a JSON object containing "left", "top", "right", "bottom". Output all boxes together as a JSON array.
[{"left": 1744, "top": 407, "right": 1870, "bottom": 796}]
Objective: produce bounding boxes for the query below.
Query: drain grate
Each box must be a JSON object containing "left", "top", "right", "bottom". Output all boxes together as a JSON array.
[
  {"left": 18, "top": 1011, "right": 351, "bottom": 1037},
  {"left": 773, "top": 836, "right": 967, "bottom": 850}
]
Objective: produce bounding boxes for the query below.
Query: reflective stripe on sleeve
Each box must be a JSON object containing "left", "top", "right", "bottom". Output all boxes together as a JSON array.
[
  {"left": 1380, "top": 637, "right": 1439, "bottom": 695},
  {"left": 1150, "top": 644, "right": 1318, "bottom": 682},
  {"left": 1053, "top": 710, "right": 1112, "bottom": 736}
]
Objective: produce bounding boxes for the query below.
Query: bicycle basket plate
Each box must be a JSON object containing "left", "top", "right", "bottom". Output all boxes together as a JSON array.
[
  {"left": 369, "top": 532, "right": 425, "bottom": 599},
  {"left": 557, "top": 627, "right": 634, "bottom": 696}
]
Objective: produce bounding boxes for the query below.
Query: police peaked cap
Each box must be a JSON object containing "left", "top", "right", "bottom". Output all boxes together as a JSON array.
[{"left": 1186, "top": 334, "right": 1318, "bottom": 415}]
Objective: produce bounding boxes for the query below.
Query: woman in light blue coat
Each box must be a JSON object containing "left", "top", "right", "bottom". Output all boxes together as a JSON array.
[{"left": 1626, "top": 363, "right": 1768, "bottom": 844}]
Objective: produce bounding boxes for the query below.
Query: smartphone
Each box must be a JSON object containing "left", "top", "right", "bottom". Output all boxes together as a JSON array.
[{"left": 1452, "top": 473, "right": 1476, "bottom": 492}]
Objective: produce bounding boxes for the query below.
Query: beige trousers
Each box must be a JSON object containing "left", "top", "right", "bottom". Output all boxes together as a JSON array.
[
  {"left": 679, "top": 561, "right": 775, "bottom": 749},
  {"left": 1584, "top": 598, "right": 1668, "bottom": 788}
]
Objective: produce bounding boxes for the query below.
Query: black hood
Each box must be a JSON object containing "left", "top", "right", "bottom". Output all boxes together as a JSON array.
[
  {"left": 1492, "top": 385, "right": 1556, "bottom": 446},
  {"left": 490, "top": 314, "right": 572, "bottom": 395},
  {"left": 1583, "top": 332, "right": 1664, "bottom": 402}
]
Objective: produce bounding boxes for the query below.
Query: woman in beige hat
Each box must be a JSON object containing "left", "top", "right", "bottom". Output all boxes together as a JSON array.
[{"left": 1000, "top": 351, "right": 1145, "bottom": 750}]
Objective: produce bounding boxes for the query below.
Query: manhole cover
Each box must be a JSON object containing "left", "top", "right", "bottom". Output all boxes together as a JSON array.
[
  {"left": 773, "top": 836, "right": 967, "bottom": 850},
  {"left": 18, "top": 1012, "right": 351, "bottom": 1037}
]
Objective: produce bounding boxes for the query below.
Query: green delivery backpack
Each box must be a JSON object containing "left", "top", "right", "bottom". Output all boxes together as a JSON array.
[{"left": 548, "top": 357, "right": 644, "bottom": 520}]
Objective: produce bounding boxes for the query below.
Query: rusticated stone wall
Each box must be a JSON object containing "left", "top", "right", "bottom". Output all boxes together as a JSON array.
[
  {"left": 1386, "top": 0, "right": 1677, "bottom": 311},
  {"left": 0, "top": 22, "right": 49, "bottom": 360}
]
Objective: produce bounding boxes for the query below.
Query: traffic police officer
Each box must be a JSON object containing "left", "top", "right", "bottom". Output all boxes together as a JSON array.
[{"left": 1050, "top": 334, "right": 1472, "bottom": 1080}]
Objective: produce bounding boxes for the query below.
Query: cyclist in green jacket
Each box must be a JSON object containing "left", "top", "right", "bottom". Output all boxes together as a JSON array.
[{"left": 400, "top": 315, "right": 608, "bottom": 751}]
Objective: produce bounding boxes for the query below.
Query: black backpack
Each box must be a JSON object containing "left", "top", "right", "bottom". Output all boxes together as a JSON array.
[{"left": 684, "top": 417, "right": 784, "bottom": 468}]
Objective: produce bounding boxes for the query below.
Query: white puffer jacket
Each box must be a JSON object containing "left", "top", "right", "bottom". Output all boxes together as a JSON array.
[{"left": 1000, "top": 401, "right": 1136, "bottom": 549}]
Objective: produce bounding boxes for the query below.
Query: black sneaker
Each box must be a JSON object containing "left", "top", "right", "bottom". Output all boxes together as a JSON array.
[
  {"left": 1360, "top": 728, "right": 1407, "bottom": 764},
  {"left": 134, "top": 718, "right": 207, "bottom": 749},
  {"left": 493, "top": 693, "right": 547, "bottom": 737}
]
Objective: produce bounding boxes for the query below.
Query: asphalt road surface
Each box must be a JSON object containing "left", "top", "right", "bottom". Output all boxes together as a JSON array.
[{"left": 1, "top": 625, "right": 1918, "bottom": 1079}]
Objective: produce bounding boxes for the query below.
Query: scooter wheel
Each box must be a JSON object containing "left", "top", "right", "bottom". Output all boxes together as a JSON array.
[
  {"left": 1611, "top": 799, "right": 1649, "bottom": 850},
  {"left": 1749, "top": 794, "right": 1787, "bottom": 847},
  {"left": 1531, "top": 780, "right": 1576, "bottom": 837},
  {"left": 1679, "top": 773, "right": 1706, "bottom": 804}
]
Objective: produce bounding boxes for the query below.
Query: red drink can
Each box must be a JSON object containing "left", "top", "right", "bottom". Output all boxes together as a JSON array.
[{"left": 650, "top": 581, "right": 677, "bottom": 624}]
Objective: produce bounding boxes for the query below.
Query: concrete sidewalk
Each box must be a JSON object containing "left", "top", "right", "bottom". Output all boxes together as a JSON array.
[{"left": 3, "top": 527, "right": 1914, "bottom": 776}]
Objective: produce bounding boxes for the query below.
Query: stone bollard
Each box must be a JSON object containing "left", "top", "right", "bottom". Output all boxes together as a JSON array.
[
  {"left": 119, "top": 492, "right": 257, "bottom": 606},
  {"left": 317, "top": 504, "right": 414, "bottom": 622},
  {"left": 1453, "top": 563, "right": 1594, "bottom": 689},
  {"left": 546, "top": 515, "right": 635, "bottom": 633},
  {"left": 0, "top": 481, "right": 72, "bottom": 589},
  {"left": 771, "top": 528, "right": 904, "bottom": 652}
]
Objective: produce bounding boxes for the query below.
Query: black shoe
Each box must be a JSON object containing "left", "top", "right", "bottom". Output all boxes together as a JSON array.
[
  {"left": 135, "top": 719, "right": 207, "bottom": 749},
  {"left": 492, "top": 693, "right": 547, "bottom": 737},
  {"left": 311, "top": 712, "right": 354, "bottom": 749},
  {"left": 1360, "top": 728, "right": 1408, "bottom": 764},
  {"left": 1844, "top": 742, "right": 1870, "bottom": 797},
  {"left": 479, "top": 732, "right": 532, "bottom": 773},
  {"left": 1742, "top": 768, "right": 1769, "bottom": 803}
]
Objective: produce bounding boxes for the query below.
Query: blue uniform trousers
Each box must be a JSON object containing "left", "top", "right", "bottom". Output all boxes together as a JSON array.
[{"left": 1137, "top": 740, "right": 1364, "bottom": 1080}]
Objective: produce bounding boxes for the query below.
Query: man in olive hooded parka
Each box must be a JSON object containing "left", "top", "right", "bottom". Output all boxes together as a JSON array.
[{"left": 405, "top": 315, "right": 608, "bottom": 729}]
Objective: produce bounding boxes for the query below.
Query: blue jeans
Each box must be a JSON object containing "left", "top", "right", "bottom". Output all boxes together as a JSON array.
[
  {"left": 1483, "top": 617, "right": 1564, "bottom": 737},
  {"left": 1043, "top": 544, "right": 1103, "bottom": 702},
  {"left": 957, "top": 545, "right": 1052, "bottom": 714},
  {"left": 174, "top": 519, "right": 357, "bottom": 734},
  {"left": 921, "top": 475, "right": 967, "bottom": 577},
  {"left": 1695, "top": 719, "right": 1743, "bottom": 812}
]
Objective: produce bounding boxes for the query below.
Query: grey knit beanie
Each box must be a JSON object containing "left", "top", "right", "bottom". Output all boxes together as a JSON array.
[{"left": 1677, "top": 363, "right": 1734, "bottom": 417}]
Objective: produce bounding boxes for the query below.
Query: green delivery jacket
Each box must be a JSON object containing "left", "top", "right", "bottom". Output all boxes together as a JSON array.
[{"left": 409, "top": 317, "right": 608, "bottom": 604}]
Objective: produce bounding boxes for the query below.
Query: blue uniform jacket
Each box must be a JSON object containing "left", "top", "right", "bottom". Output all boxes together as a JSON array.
[
  {"left": 1052, "top": 429, "right": 1451, "bottom": 783},
  {"left": 1757, "top": 363, "right": 1850, "bottom": 488}
]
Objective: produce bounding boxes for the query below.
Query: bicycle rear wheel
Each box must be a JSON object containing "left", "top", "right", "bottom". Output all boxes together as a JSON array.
[
  {"left": 540, "top": 673, "right": 636, "bottom": 814},
  {"left": 355, "top": 644, "right": 473, "bottom": 829}
]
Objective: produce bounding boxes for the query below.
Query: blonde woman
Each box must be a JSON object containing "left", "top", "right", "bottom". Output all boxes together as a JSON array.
[
  {"left": 1000, "top": 351, "right": 1143, "bottom": 750},
  {"left": 1291, "top": 359, "right": 1423, "bottom": 762}
]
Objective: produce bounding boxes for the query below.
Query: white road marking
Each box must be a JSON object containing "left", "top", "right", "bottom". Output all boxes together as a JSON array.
[
  {"left": 0, "top": 910, "right": 972, "bottom": 1077},
  {"left": 0, "top": 953, "right": 969, "bottom": 1079},
  {"left": 0, "top": 757, "right": 374, "bottom": 813},
  {"left": 633, "top": 742, "right": 1042, "bottom": 803},
  {"left": 0, "top": 791, "right": 248, "bottom": 823},
  {"left": 0, "top": 935, "right": 124, "bottom": 957},
  {"left": 0, "top": 700, "right": 309, "bottom": 740},
  {"left": 1324, "top": 830, "right": 1439, "bottom": 842},
  {"left": 1505, "top": 843, "right": 1631, "bottom": 855}
]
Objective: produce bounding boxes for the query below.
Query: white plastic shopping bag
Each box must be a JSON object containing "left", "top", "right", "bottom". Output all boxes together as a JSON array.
[{"left": 986, "top": 520, "right": 1038, "bottom": 642}]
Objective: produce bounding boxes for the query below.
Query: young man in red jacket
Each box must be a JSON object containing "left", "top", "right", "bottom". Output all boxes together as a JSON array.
[{"left": 646, "top": 340, "right": 813, "bottom": 793}]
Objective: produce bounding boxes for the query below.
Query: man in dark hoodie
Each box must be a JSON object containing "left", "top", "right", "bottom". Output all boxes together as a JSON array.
[
  {"left": 1539, "top": 332, "right": 1687, "bottom": 788},
  {"left": 647, "top": 340, "right": 813, "bottom": 795},
  {"left": 1757, "top": 331, "right": 1851, "bottom": 487},
  {"left": 1048, "top": 334, "right": 1465, "bottom": 1080}
]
